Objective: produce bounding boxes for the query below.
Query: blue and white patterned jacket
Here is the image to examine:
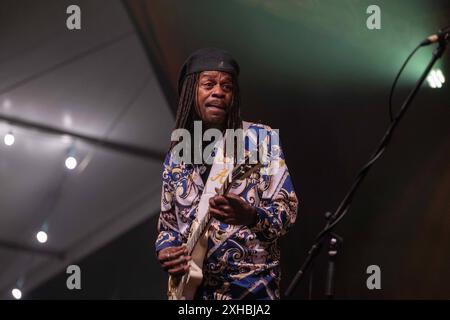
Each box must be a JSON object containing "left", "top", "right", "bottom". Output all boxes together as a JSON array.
[{"left": 155, "top": 122, "right": 299, "bottom": 300}]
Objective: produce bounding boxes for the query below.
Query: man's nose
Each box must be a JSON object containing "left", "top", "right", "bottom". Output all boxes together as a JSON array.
[{"left": 211, "top": 84, "right": 225, "bottom": 98}]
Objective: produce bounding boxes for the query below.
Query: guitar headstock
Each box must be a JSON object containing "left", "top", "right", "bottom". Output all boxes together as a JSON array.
[{"left": 232, "top": 157, "right": 263, "bottom": 181}]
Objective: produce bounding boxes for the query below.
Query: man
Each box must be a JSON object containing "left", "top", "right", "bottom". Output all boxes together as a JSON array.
[{"left": 155, "top": 48, "right": 298, "bottom": 300}]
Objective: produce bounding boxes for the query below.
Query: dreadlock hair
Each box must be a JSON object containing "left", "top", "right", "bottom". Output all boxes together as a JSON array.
[{"left": 170, "top": 72, "right": 242, "bottom": 151}]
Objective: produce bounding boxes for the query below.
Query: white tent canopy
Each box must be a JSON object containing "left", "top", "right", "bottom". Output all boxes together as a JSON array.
[{"left": 0, "top": 0, "right": 173, "bottom": 298}]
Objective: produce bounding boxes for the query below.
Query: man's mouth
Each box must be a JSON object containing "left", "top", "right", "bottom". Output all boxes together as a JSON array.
[{"left": 205, "top": 103, "right": 226, "bottom": 111}]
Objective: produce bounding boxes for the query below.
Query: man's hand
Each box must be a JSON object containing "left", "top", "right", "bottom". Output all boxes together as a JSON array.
[
  {"left": 157, "top": 246, "right": 191, "bottom": 276},
  {"left": 209, "top": 193, "right": 257, "bottom": 226}
]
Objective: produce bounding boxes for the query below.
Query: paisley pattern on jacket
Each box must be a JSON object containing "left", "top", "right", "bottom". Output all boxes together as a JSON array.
[{"left": 156, "top": 123, "right": 299, "bottom": 300}]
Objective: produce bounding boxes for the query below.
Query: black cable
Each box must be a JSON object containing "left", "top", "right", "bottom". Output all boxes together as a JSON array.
[{"left": 388, "top": 44, "right": 421, "bottom": 122}]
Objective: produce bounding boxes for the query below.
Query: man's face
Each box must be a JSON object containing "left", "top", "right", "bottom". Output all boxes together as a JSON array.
[{"left": 195, "top": 71, "right": 234, "bottom": 128}]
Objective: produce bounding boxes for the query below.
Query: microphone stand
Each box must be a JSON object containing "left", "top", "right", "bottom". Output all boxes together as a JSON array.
[
  {"left": 325, "top": 231, "right": 343, "bottom": 299},
  {"left": 284, "top": 38, "right": 448, "bottom": 299}
]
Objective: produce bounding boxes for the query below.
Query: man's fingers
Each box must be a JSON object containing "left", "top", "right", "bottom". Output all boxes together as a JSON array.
[
  {"left": 162, "top": 255, "right": 191, "bottom": 270},
  {"left": 158, "top": 247, "right": 187, "bottom": 263},
  {"left": 161, "top": 246, "right": 185, "bottom": 255},
  {"left": 225, "top": 193, "right": 244, "bottom": 204},
  {"left": 218, "top": 205, "right": 232, "bottom": 213},
  {"left": 212, "top": 195, "right": 228, "bottom": 206},
  {"left": 168, "top": 263, "right": 190, "bottom": 276},
  {"left": 159, "top": 247, "right": 185, "bottom": 263},
  {"left": 209, "top": 208, "right": 228, "bottom": 221}
]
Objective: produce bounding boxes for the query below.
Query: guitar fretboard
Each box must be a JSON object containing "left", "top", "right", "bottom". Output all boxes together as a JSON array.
[{"left": 185, "top": 176, "right": 232, "bottom": 254}]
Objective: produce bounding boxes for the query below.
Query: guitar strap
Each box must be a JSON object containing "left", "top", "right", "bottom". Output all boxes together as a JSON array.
[{"left": 195, "top": 121, "right": 252, "bottom": 222}]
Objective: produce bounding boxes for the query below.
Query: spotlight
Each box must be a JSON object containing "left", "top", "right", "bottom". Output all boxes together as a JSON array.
[
  {"left": 4, "top": 133, "right": 15, "bottom": 146},
  {"left": 427, "top": 69, "right": 445, "bottom": 89},
  {"left": 65, "top": 156, "right": 77, "bottom": 170},
  {"left": 12, "top": 288, "right": 22, "bottom": 300},
  {"left": 36, "top": 231, "right": 48, "bottom": 244}
]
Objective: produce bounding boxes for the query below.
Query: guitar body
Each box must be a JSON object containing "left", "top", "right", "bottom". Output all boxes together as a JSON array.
[{"left": 167, "top": 220, "right": 209, "bottom": 300}]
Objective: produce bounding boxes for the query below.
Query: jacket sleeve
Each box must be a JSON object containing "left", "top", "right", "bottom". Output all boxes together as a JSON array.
[
  {"left": 155, "top": 152, "right": 182, "bottom": 253},
  {"left": 249, "top": 126, "right": 299, "bottom": 242}
]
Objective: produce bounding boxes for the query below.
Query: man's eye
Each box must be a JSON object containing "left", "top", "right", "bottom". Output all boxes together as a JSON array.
[
  {"left": 222, "top": 84, "right": 233, "bottom": 91},
  {"left": 203, "top": 83, "right": 214, "bottom": 88}
]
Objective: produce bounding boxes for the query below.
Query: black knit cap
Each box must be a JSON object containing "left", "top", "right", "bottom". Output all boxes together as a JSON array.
[{"left": 178, "top": 48, "right": 240, "bottom": 94}]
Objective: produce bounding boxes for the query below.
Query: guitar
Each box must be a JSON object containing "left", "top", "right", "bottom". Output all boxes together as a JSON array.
[{"left": 167, "top": 160, "right": 262, "bottom": 300}]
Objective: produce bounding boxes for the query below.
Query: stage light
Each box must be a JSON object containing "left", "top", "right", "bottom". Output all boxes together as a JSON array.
[
  {"left": 436, "top": 69, "right": 445, "bottom": 83},
  {"left": 36, "top": 231, "right": 48, "bottom": 244},
  {"left": 4, "top": 133, "right": 15, "bottom": 146},
  {"left": 12, "top": 288, "right": 22, "bottom": 300},
  {"left": 427, "top": 69, "right": 445, "bottom": 89},
  {"left": 65, "top": 156, "right": 77, "bottom": 170}
]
